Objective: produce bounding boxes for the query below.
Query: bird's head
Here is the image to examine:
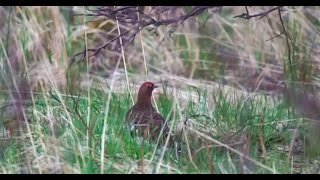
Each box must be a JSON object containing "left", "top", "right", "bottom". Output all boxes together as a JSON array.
[
  {"left": 139, "top": 81, "right": 158, "bottom": 96},
  {"left": 136, "top": 82, "right": 158, "bottom": 105}
]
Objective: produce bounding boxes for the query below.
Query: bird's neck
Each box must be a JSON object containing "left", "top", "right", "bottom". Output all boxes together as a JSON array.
[{"left": 136, "top": 96, "right": 153, "bottom": 108}]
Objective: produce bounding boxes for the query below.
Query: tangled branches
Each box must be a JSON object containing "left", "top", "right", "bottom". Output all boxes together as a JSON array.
[{"left": 69, "top": 6, "right": 222, "bottom": 66}]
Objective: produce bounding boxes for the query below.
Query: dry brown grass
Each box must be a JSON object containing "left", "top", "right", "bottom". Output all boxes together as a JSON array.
[
  {"left": 1, "top": 6, "right": 320, "bottom": 93},
  {"left": 1, "top": 6, "right": 320, "bottom": 174}
]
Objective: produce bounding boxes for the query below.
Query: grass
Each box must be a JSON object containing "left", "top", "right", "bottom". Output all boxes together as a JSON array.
[
  {"left": 0, "top": 84, "right": 312, "bottom": 173},
  {"left": 1, "top": 6, "right": 320, "bottom": 174}
]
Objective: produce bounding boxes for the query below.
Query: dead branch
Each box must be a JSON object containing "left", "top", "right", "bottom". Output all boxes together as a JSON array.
[
  {"left": 69, "top": 6, "right": 222, "bottom": 67},
  {"left": 234, "top": 6, "right": 283, "bottom": 20}
]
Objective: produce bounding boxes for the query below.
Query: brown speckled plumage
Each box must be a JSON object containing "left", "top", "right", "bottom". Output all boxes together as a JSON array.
[{"left": 125, "top": 82, "right": 173, "bottom": 143}]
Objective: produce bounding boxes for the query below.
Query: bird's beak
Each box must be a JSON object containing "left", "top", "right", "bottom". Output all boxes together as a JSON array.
[{"left": 154, "top": 85, "right": 158, "bottom": 89}]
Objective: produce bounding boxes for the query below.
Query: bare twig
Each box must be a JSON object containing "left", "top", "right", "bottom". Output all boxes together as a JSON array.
[
  {"left": 68, "top": 26, "right": 137, "bottom": 67},
  {"left": 69, "top": 6, "right": 221, "bottom": 67},
  {"left": 184, "top": 113, "right": 225, "bottom": 135},
  {"left": 278, "top": 8, "right": 293, "bottom": 76},
  {"left": 234, "top": 6, "right": 283, "bottom": 20}
]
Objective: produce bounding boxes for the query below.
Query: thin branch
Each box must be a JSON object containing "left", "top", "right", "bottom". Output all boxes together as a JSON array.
[
  {"left": 266, "top": 31, "right": 285, "bottom": 41},
  {"left": 184, "top": 113, "right": 225, "bottom": 135},
  {"left": 234, "top": 6, "right": 283, "bottom": 20},
  {"left": 278, "top": 8, "right": 293, "bottom": 76},
  {"left": 68, "top": 26, "right": 138, "bottom": 67},
  {"left": 68, "top": 6, "right": 221, "bottom": 66}
]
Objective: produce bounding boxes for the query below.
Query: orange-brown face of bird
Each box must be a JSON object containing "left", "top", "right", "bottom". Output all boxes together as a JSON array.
[{"left": 136, "top": 82, "right": 158, "bottom": 106}]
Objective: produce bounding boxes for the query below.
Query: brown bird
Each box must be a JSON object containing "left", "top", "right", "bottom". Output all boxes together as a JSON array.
[{"left": 125, "top": 82, "right": 173, "bottom": 144}]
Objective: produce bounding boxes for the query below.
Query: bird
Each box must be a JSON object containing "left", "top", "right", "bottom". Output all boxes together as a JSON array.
[
  {"left": 283, "top": 84, "right": 320, "bottom": 156},
  {"left": 125, "top": 82, "right": 174, "bottom": 145}
]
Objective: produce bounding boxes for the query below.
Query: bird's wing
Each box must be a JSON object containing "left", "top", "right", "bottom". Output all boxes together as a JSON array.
[
  {"left": 150, "top": 111, "right": 170, "bottom": 133},
  {"left": 125, "top": 107, "right": 150, "bottom": 130},
  {"left": 150, "top": 111, "right": 177, "bottom": 146}
]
